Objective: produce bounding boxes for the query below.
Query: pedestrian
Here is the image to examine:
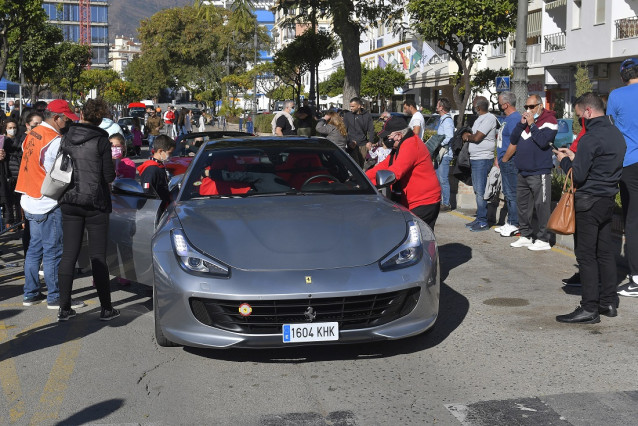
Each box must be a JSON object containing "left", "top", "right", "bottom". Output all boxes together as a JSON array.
[
  {"left": 16, "top": 100, "right": 85, "bottom": 310},
  {"left": 163, "top": 106, "right": 176, "bottom": 137},
  {"left": 315, "top": 110, "right": 348, "bottom": 150},
  {"left": 505, "top": 94, "right": 557, "bottom": 250},
  {"left": 295, "top": 99, "right": 313, "bottom": 136},
  {"left": 461, "top": 96, "right": 498, "bottom": 232},
  {"left": 343, "top": 97, "right": 375, "bottom": 168},
  {"left": 0, "top": 119, "right": 18, "bottom": 230},
  {"left": 554, "top": 93, "right": 625, "bottom": 323},
  {"left": 146, "top": 108, "right": 163, "bottom": 153},
  {"left": 198, "top": 112, "right": 206, "bottom": 132},
  {"left": 493, "top": 91, "right": 522, "bottom": 237},
  {"left": 131, "top": 117, "right": 143, "bottom": 157},
  {"left": 137, "top": 135, "right": 175, "bottom": 208},
  {"left": 183, "top": 109, "right": 193, "bottom": 135},
  {"left": 272, "top": 101, "right": 296, "bottom": 136},
  {"left": 56, "top": 98, "right": 118, "bottom": 321},
  {"left": 403, "top": 99, "right": 425, "bottom": 140},
  {"left": 365, "top": 116, "right": 442, "bottom": 230},
  {"left": 434, "top": 98, "right": 455, "bottom": 212},
  {"left": 607, "top": 57, "right": 638, "bottom": 296}
]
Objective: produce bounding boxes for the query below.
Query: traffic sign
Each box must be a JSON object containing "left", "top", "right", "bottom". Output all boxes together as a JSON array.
[{"left": 495, "top": 76, "right": 510, "bottom": 92}]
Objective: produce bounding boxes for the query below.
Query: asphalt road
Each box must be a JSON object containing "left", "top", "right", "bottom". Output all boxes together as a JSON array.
[{"left": 1, "top": 210, "right": 637, "bottom": 425}]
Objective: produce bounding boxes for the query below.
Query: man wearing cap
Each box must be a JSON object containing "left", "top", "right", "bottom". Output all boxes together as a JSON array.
[
  {"left": 608, "top": 58, "right": 638, "bottom": 296},
  {"left": 366, "top": 116, "right": 442, "bottom": 230},
  {"left": 16, "top": 100, "right": 81, "bottom": 308}
]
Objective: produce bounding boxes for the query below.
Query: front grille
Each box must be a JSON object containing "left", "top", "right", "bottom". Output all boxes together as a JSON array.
[{"left": 190, "top": 287, "right": 421, "bottom": 334}]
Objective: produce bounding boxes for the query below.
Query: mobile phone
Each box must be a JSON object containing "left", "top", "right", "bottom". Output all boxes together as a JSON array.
[{"left": 549, "top": 142, "right": 557, "bottom": 150}]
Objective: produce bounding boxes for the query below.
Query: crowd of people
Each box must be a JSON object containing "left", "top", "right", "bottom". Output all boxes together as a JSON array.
[{"left": 5, "top": 57, "right": 637, "bottom": 326}]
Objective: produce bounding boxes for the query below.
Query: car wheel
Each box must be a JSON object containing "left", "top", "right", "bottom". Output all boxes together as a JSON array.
[{"left": 153, "top": 285, "right": 179, "bottom": 347}]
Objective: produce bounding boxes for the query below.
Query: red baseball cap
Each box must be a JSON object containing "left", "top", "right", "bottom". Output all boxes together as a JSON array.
[{"left": 46, "top": 99, "right": 80, "bottom": 121}]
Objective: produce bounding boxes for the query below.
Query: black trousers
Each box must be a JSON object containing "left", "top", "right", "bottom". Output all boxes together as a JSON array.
[
  {"left": 575, "top": 196, "right": 618, "bottom": 312},
  {"left": 411, "top": 203, "right": 441, "bottom": 231},
  {"left": 58, "top": 204, "right": 112, "bottom": 311},
  {"left": 620, "top": 162, "right": 638, "bottom": 276}
]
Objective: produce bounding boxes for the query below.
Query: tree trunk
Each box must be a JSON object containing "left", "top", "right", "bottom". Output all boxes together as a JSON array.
[{"left": 332, "top": 12, "right": 360, "bottom": 105}]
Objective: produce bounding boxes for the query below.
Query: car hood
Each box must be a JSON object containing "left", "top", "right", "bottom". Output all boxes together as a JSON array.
[{"left": 176, "top": 195, "right": 408, "bottom": 271}]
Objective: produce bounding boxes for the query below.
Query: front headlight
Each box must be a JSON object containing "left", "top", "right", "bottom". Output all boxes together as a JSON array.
[
  {"left": 170, "top": 229, "right": 229, "bottom": 277},
  {"left": 379, "top": 221, "right": 423, "bottom": 271}
]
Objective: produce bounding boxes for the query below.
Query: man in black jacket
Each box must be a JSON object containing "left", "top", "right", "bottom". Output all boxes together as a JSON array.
[
  {"left": 555, "top": 93, "right": 626, "bottom": 324},
  {"left": 343, "top": 97, "right": 375, "bottom": 167}
]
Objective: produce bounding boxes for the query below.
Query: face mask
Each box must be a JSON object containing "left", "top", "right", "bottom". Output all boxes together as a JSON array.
[
  {"left": 383, "top": 138, "right": 394, "bottom": 149},
  {"left": 6, "top": 129, "right": 16, "bottom": 136},
  {"left": 111, "top": 146, "right": 123, "bottom": 159},
  {"left": 290, "top": 108, "right": 295, "bottom": 114},
  {"left": 533, "top": 112, "right": 539, "bottom": 120}
]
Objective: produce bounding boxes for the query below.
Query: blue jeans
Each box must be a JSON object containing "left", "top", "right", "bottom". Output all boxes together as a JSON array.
[
  {"left": 436, "top": 156, "right": 452, "bottom": 206},
  {"left": 23, "top": 207, "right": 63, "bottom": 302},
  {"left": 498, "top": 159, "right": 519, "bottom": 226},
  {"left": 470, "top": 159, "right": 493, "bottom": 224},
  {"left": 148, "top": 135, "right": 156, "bottom": 152}
]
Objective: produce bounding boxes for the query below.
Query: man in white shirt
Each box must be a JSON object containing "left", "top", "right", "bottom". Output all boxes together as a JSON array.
[{"left": 403, "top": 99, "right": 425, "bottom": 140}]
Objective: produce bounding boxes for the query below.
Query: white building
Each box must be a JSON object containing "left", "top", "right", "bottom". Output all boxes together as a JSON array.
[{"left": 109, "top": 36, "right": 141, "bottom": 76}]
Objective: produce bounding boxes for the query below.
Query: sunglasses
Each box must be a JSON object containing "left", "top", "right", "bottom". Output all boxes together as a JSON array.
[{"left": 523, "top": 104, "right": 539, "bottom": 110}]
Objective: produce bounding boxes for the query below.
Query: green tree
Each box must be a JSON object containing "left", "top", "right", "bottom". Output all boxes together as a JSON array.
[
  {"left": 572, "top": 63, "right": 592, "bottom": 135},
  {"left": 47, "top": 42, "right": 92, "bottom": 101},
  {"left": 6, "top": 23, "right": 63, "bottom": 104},
  {"left": 319, "top": 67, "right": 346, "bottom": 97},
  {"left": 471, "top": 67, "right": 513, "bottom": 111},
  {"left": 278, "top": 0, "right": 404, "bottom": 102},
  {"left": 79, "top": 69, "right": 120, "bottom": 98},
  {"left": 102, "top": 80, "right": 143, "bottom": 107},
  {"left": 0, "top": 0, "right": 48, "bottom": 79},
  {"left": 408, "top": 0, "right": 516, "bottom": 124},
  {"left": 124, "top": 54, "right": 170, "bottom": 99},
  {"left": 361, "top": 65, "right": 407, "bottom": 112}
]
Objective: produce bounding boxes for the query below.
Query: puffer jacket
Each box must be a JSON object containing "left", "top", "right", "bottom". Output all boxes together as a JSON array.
[{"left": 59, "top": 123, "right": 115, "bottom": 212}]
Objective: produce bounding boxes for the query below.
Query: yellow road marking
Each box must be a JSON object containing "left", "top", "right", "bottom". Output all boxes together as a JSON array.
[
  {"left": 29, "top": 320, "right": 85, "bottom": 425},
  {"left": 0, "top": 321, "right": 26, "bottom": 422},
  {"left": 447, "top": 210, "right": 575, "bottom": 257}
]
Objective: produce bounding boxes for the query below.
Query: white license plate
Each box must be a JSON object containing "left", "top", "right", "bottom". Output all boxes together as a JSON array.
[{"left": 282, "top": 322, "right": 339, "bottom": 343}]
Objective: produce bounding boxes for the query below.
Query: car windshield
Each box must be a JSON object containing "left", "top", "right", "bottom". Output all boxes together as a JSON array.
[{"left": 180, "top": 139, "right": 376, "bottom": 200}]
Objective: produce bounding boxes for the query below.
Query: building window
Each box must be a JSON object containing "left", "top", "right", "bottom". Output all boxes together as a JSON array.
[
  {"left": 376, "top": 38, "right": 384, "bottom": 49},
  {"left": 489, "top": 41, "right": 506, "bottom": 57},
  {"left": 60, "top": 24, "right": 80, "bottom": 42},
  {"left": 92, "top": 46, "right": 109, "bottom": 64},
  {"left": 91, "top": 26, "right": 108, "bottom": 44},
  {"left": 595, "top": 0, "right": 605, "bottom": 25},
  {"left": 283, "top": 25, "right": 295, "bottom": 41},
  {"left": 91, "top": 6, "right": 108, "bottom": 23},
  {"left": 572, "top": 1, "right": 581, "bottom": 29}
]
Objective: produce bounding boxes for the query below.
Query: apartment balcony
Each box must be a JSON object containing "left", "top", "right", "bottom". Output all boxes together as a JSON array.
[
  {"left": 544, "top": 32, "right": 566, "bottom": 52},
  {"left": 616, "top": 16, "right": 638, "bottom": 40}
]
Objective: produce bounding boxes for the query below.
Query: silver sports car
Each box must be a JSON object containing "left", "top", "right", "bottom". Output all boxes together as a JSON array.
[{"left": 108, "top": 137, "right": 439, "bottom": 348}]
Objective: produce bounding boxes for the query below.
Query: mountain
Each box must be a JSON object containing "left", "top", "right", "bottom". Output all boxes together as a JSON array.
[{"left": 108, "top": 0, "right": 193, "bottom": 41}]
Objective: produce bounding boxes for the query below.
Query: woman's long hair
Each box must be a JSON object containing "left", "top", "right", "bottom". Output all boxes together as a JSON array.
[
  {"left": 326, "top": 111, "right": 347, "bottom": 136},
  {"left": 178, "top": 107, "right": 188, "bottom": 126}
]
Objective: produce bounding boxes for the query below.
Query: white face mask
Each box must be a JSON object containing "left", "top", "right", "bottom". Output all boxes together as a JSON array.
[{"left": 7, "top": 128, "right": 16, "bottom": 136}]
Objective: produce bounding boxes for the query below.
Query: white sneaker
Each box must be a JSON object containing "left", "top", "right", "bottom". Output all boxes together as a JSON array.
[
  {"left": 528, "top": 240, "right": 551, "bottom": 251},
  {"left": 494, "top": 225, "right": 504, "bottom": 233},
  {"left": 499, "top": 224, "right": 519, "bottom": 237},
  {"left": 510, "top": 237, "right": 533, "bottom": 248}
]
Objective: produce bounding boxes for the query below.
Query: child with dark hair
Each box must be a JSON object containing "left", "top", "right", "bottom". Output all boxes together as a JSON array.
[{"left": 137, "top": 134, "right": 175, "bottom": 207}]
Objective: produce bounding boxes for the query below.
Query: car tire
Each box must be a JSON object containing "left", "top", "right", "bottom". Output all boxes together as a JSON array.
[{"left": 153, "top": 285, "right": 179, "bottom": 347}]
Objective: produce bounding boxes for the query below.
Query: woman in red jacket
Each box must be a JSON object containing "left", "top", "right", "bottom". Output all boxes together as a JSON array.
[{"left": 366, "top": 117, "right": 442, "bottom": 230}]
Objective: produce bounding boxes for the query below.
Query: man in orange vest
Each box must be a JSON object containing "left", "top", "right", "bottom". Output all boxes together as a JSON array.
[{"left": 16, "top": 100, "right": 84, "bottom": 310}]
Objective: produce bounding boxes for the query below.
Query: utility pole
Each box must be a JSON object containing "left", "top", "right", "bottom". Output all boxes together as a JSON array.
[
  {"left": 512, "top": 0, "right": 529, "bottom": 112},
  {"left": 308, "top": 0, "right": 317, "bottom": 109}
]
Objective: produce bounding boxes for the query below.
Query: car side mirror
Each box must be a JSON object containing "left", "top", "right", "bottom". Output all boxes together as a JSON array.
[{"left": 375, "top": 170, "right": 396, "bottom": 188}]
